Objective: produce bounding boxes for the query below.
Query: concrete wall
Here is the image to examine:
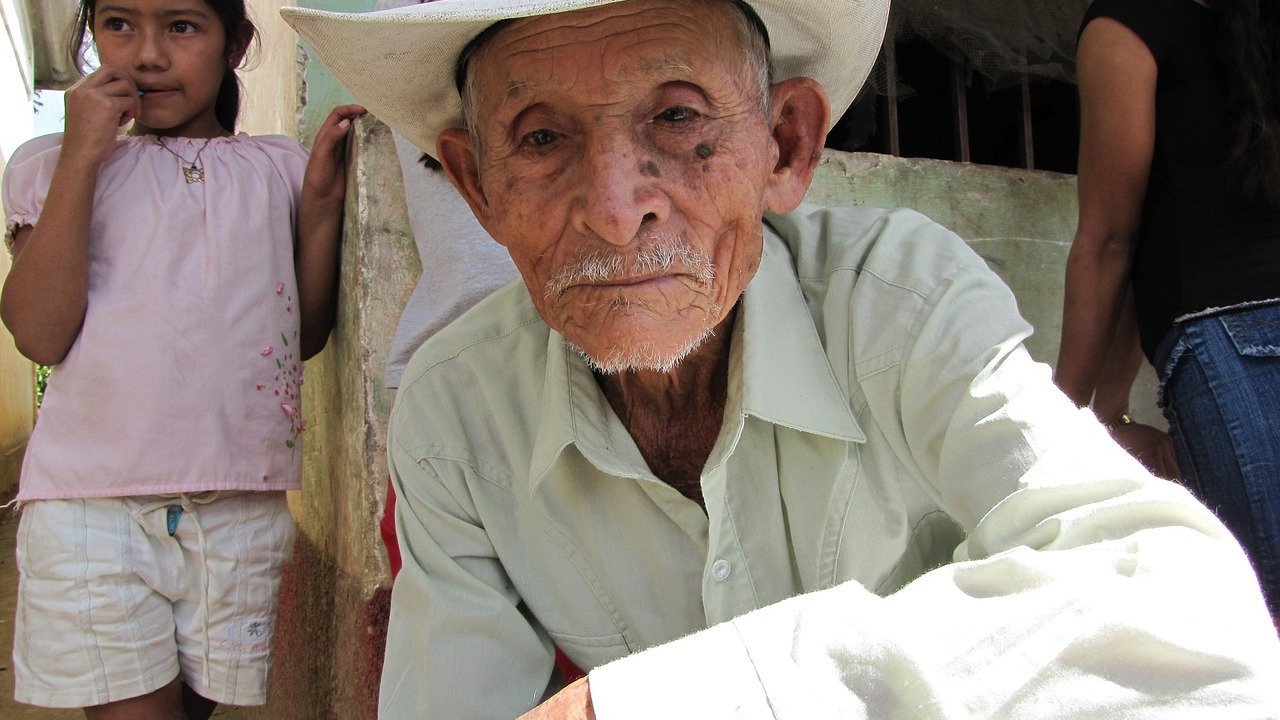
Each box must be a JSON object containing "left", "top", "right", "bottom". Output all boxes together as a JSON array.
[
  {"left": 248, "top": 5, "right": 392, "bottom": 717},
  {"left": 1, "top": 0, "right": 37, "bottom": 499},
  {"left": 260, "top": 116, "right": 414, "bottom": 720},
  {"left": 240, "top": 0, "right": 304, "bottom": 137},
  {"left": 806, "top": 153, "right": 1161, "bottom": 426},
  {"left": 20, "top": 0, "right": 76, "bottom": 90}
]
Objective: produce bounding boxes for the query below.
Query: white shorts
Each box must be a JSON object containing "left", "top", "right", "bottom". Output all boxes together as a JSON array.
[{"left": 12, "top": 491, "right": 295, "bottom": 708}]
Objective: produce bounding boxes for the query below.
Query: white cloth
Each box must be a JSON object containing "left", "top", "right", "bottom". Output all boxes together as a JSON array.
[
  {"left": 3, "top": 133, "right": 309, "bottom": 499},
  {"left": 382, "top": 132, "right": 517, "bottom": 388},
  {"left": 382, "top": 204, "right": 1280, "bottom": 718}
]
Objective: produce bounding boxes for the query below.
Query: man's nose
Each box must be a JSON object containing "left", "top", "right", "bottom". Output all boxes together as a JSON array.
[{"left": 571, "top": 135, "right": 669, "bottom": 247}]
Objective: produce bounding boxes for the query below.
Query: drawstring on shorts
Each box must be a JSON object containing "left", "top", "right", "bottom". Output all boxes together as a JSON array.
[{"left": 132, "top": 492, "right": 221, "bottom": 692}]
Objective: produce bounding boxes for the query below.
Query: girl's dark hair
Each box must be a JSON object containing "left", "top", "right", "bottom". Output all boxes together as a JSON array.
[
  {"left": 70, "top": 0, "right": 258, "bottom": 133},
  {"left": 1213, "top": 0, "right": 1280, "bottom": 203}
]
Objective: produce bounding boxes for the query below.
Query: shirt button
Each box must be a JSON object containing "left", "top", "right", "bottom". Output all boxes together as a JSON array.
[{"left": 711, "top": 559, "right": 731, "bottom": 582}]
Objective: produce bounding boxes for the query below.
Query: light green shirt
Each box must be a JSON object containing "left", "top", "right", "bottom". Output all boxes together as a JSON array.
[{"left": 382, "top": 205, "right": 1280, "bottom": 719}]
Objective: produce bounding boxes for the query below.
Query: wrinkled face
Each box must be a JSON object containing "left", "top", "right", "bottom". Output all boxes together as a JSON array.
[
  {"left": 93, "top": 0, "right": 236, "bottom": 137},
  {"left": 451, "top": 0, "right": 787, "bottom": 373}
]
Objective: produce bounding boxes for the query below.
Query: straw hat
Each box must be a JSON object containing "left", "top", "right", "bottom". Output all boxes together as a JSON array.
[{"left": 282, "top": 0, "right": 889, "bottom": 157}]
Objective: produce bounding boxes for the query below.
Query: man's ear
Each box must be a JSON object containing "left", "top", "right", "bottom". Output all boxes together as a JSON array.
[
  {"left": 762, "top": 77, "right": 830, "bottom": 214},
  {"left": 437, "top": 128, "right": 498, "bottom": 237}
]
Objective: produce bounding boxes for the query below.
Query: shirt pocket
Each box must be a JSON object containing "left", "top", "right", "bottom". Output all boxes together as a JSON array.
[{"left": 544, "top": 629, "right": 631, "bottom": 671}]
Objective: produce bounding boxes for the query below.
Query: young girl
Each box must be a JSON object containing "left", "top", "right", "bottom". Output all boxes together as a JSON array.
[{"left": 1, "top": 0, "right": 363, "bottom": 716}]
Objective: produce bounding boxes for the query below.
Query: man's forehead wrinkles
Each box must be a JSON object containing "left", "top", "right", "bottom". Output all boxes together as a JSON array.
[
  {"left": 504, "top": 2, "right": 707, "bottom": 44},
  {"left": 503, "top": 80, "right": 539, "bottom": 103},
  {"left": 483, "top": 34, "right": 715, "bottom": 107},
  {"left": 495, "top": 21, "right": 702, "bottom": 67}
]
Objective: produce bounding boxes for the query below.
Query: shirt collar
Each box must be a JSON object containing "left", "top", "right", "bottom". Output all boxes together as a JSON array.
[
  {"left": 736, "top": 225, "right": 864, "bottom": 443},
  {"left": 527, "top": 223, "right": 864, "bottom": 492}
]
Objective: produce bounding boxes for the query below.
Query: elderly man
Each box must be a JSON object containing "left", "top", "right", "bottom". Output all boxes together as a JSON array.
[{"left": 285, "top": 0, "right": 1280, "bottom": 717}]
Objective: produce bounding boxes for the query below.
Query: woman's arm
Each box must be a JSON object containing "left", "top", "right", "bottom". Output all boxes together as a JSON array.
[
  {"left": 1057, "top": 18, "right": 1182, "bottom": 480},
  {"left": 1055, "top": 18, "right": 1156, "bottom": 409},
  {"left": 1, "top": 68, "right": 141, "bottom": 365},
  {"left": 295, "top": 104, "right": 366, "bottom": 361},
  {"left": 1093, "top": 287, "right": 1182, "bottom": 478}
]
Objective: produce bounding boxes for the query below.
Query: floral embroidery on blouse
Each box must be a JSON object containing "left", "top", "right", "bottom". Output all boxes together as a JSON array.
[{"left": 256, "top": 280, "right": 304, "bottom": 451}]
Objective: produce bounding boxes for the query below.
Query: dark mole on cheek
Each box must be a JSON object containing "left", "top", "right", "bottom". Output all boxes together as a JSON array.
[
  {"left": 640, "top": 160, "right": 660, "bottom": 177},
  {"left": 695, "top": 143, "right": 714, "bottom": 159}
]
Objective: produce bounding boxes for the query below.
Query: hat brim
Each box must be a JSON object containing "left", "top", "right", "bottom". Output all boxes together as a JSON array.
[{"left": 282, "top": 0, "right": 889, "bottom": 157}]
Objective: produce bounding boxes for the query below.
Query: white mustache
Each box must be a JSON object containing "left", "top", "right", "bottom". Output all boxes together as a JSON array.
[{"left": 544, "top": 235, "right": 716, "bottom": 300}]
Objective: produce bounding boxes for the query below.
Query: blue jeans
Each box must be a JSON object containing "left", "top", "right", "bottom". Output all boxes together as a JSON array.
[{"left": 1155, "top": 302, "right": 1280, "bottom": 617}]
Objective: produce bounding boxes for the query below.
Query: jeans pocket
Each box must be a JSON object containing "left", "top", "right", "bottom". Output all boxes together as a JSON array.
[{"left": 1220, "top": 306, "right": 1280, "bottom": 357}]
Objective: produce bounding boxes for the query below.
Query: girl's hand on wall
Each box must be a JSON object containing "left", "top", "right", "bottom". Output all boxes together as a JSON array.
[
  {"left": 61, "top": 67, "right": 142, "bottom": 168},
  {"left": 295, "top": 104, "right": 366, "bottom": 360},
  {"left": 302, "top": 104, "right": 367, "bottom": 209}
]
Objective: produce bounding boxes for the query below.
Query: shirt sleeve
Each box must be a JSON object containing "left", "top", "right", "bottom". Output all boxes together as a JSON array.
[
  {"left": 379, "top": 423, "right": 560, "bottom": 719},
  {"left": 252, "top": 134, "right": 309, "bottom": 224},
  {"left": 589, "top": 212, "right": 1280, "bottom": 717},
  {"left": 2, "top": 133, "right": 62, "bottom": 254},
  {"left": 1081, "top": 0, "right": 1174, "bottom": 63}
]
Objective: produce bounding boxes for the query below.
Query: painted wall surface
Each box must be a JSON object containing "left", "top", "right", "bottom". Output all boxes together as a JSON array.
[
  {"left": 294, "top": 0, "right": 371, "bottom": 143},
  {"left": 807, "top": 153, "right": 1162, "bottom": 426},
  {"left": 254, "top": 123, "right": 413, "bottom": 720},
  {"left": 240, "top": 0, "right": 304, "bottom": 137},
  {"left": 1, "top": 0, "right": 37, "bottom": 498},
  {"left": 20, "top": 0, "right": 76, "bottom": 89}
]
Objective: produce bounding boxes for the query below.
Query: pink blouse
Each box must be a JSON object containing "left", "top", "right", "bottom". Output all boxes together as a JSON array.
[{"left": 3, "top": 133, "right": 309, "bottom": 499}]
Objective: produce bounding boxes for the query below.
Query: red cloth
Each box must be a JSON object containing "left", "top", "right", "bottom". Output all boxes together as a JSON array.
[
  {"left": 381, "top": 477, "right": 403, "bottom": 577},
  {"left": 381, "top": 478, "right": 585, "bottom": 683}
]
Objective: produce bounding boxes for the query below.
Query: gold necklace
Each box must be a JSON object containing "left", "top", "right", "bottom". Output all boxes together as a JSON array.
[{"left": 156, "top": 136, "right": 213, "bottom": 184}]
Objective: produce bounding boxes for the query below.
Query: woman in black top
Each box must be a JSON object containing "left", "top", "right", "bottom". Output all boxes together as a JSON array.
[{"left": 1058, "top": 0, "right": 1280, "bottom": 620}]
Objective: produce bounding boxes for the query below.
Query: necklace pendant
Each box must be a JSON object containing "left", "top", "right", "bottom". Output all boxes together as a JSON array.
[{"left": 182, "top": 164, "right": 205, "bottom": 184}]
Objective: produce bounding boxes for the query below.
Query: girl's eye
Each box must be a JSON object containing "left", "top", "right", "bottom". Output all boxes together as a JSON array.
[
  {"left": 521, "top": 129, "right": 560, "bottom": 148},
  {"left": 171, "top": 21, "right": 194, "bottom": 33},
  {"left": 656, "top": 106, "right": 699, "bottom": 124},
  {"left": 103, "top": 17, "right": 129, "bottom": 31}
]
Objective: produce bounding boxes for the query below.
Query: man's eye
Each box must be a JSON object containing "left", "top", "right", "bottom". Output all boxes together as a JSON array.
[
  {"left": 656, "top": 106, "right": 699, "bottom": 124},
  {"left": 171, "top": 21, "right": 194, "bottom": 33},
  {"left": 521, "top": 129, "right": 560, "bottom": 148}
]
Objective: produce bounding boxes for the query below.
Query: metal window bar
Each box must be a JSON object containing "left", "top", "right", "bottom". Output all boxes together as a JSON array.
[
  {"left": 879, "top": 43, "right": 1037, "bottom": 170},
  {"left": 951, "top": 61, "right": 970, "bottom": 163},
  {"left": 883, "top": 39, "right": 901, "bottom": 156},
  {"left": 1019, "top": 74, "right": 1035, "bottom": 169}
]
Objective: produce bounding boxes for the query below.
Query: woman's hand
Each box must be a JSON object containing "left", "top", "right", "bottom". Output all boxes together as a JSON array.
[{"left": 1108, "top": 420, "right": 1182, "bottom": 482}]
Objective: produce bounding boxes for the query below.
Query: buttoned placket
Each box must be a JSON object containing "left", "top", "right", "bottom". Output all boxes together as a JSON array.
[{"left": 700, "top": 439, "right": 761, "bottom": 625}]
